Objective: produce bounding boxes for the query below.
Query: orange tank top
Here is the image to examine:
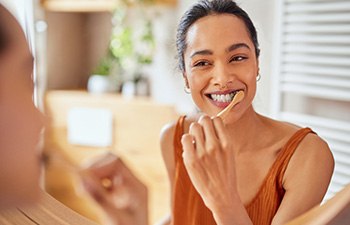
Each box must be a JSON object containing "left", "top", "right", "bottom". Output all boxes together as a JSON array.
[{"left": 172, "top": 116, "right": 315, "bottom": 225}]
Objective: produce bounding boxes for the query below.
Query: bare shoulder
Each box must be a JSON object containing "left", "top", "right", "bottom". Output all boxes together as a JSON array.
[
  {"left": 263, "top": 117, "right": 334, "bottom": 188},
  {"left": 160, "top": 120, "right": 177, "bottom": 144},
  {"left": 270, "top": 122, "right": 335, "bottom": 224},
  {"left": 160, "top": 115, "right": 197, "bottom": 177},
  {"left": 283, "top": 128, "right": 334, "bottom": 192},
  {"left": 291, "top": 131, "right": 334, "bottom": 171},
  {"left": 160, "top": 120, "right": 177, "bottom": 163},
  {"left": 160, "top": 119, "right": 179, "bottom": 187}
]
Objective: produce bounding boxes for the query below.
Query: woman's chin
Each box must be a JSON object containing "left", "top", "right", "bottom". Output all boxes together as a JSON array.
[{"left": 0, "top": 183, "right": 41, "bottom": 209}]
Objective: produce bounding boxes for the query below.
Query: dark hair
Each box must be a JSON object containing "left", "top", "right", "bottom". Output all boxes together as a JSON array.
[
  {"left": 0, "top": 5, "right": 9, "bottom": 54},
  {"left": 0, "top": 27, "right": 8, "bottom": 54},
  {"left": 176, "top": 0, "right": 260, "bottom": 72}
]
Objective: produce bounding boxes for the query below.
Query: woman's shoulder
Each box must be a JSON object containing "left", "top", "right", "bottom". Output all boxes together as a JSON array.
[
  {"left": 267, "top": 117, "right": 335, "bottom": 186},
  {"left": 160, "top": 114, "right": 200, "bottom": 153},
  {"left": 160, "top": 119, "right": 178, "bottom": 149},
  {"left": 160, "top": 115, "right": 191, "bottom": 182},
  {"left": 261, "top": 116, "right": 332, "bottom": 158},
  {"left": 265, "top": 116, "right": 330, "bottom": 150},
  {"left": 160, "top": 114, "right": 200, "bottom": 139}
]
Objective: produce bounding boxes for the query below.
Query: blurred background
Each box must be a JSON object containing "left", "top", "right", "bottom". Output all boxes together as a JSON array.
[{"left": 2, "top": 0, "right": 350, "bottom": 224}]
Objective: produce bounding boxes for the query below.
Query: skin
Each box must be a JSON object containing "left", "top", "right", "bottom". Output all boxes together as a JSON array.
[
  {"left": 161, "top": 14, "right": 334, "bottom": 225},
  {"left": 0, "top": 4, "right": 45, "bottom": 209}
]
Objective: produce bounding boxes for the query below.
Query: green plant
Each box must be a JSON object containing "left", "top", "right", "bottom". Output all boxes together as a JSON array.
[
  {"left": 92, "top": 0, "right": 155, "bottom": 82},
  {"left": 92, "top": 52, "right": 115, "bottom": 76}
]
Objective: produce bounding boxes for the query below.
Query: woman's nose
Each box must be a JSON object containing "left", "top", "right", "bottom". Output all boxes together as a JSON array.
[
  {"left": 212, "top": 62, "right": 234, "bottom": 89},
  {"left": 34, "top": 107, "right": 47, "bottom": 132}
]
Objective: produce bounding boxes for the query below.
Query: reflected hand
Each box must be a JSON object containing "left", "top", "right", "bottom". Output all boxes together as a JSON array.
[{"left": 80, "top": 153, "right": 148, "bottom": 225}]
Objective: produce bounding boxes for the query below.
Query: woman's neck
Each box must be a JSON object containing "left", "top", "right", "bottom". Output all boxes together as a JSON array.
[{"left": 225, "top": 106, "right": 269, "bottom": 153}]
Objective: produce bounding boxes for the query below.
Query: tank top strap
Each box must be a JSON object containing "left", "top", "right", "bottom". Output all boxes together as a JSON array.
[
  {"left": 173, "top": 115, "right": 186, "bottom": 161},
  {"left": 272, "top": 127, "right": 316, "bottom": 186}
]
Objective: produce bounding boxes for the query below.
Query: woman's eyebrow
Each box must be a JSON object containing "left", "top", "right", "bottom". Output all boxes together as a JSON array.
[
  {"left": 190, "top": 43, "right": 251, "bottom": 58},
  {"left": 226, "top": 43, "right": 251, "bottom": 52},
  {"left": 190, "top": 49, "right": 213, "bottom": 58}
]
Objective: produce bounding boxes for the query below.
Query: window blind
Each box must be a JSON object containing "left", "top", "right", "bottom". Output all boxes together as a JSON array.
[{"left": 271, "top": 0, "right": 350, "bottom": 199}]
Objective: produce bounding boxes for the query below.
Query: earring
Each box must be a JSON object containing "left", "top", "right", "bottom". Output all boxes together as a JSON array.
[
  {"left": 184, "top": 86, "right": 191, "bottom": 94},
  {"left": 256, "top": 73, "right": 261, "bottom": 82}
]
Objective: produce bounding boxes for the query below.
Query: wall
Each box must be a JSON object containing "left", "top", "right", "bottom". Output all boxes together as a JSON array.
[
  {"left": 237, "top": 0, "right": 275, "bottom": 116},
  {"left": 45, "top": 12, "right": 112, "bottom": 89}
]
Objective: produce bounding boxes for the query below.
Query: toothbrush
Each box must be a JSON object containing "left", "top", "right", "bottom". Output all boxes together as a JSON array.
[{"left": 216, "top": 90, "right": 244, "bottom": 119}]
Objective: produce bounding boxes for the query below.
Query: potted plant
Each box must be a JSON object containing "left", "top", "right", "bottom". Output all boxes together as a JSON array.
[
  {"left": 87, "top": 52, "right": 121, "bottom": 94},
  {"left": 88, "top": 0, "right": 155, "bottom": 95}
]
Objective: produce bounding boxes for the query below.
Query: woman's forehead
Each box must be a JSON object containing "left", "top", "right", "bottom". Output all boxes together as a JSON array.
[{"left": 185, "top": 14, "right": 253, "bottom": 53}]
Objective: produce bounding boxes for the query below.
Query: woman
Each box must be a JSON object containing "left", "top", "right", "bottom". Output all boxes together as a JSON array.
[
  {"left": 160, "top": 0, "right": 334, "bottom": 225},
  {"left": 0, "top": 2, "right": 44, "bottom": 209},
  {"left": 0, "top": 3, "right": 147, "bottom": 225}
]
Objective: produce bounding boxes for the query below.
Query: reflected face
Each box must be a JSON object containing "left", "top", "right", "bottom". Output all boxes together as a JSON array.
[
  {"left": 183, "top": 14, "right": 259, "bottom": 120},
  {"left": 0, "top": 5, "right": 44, "bottom": 208}
]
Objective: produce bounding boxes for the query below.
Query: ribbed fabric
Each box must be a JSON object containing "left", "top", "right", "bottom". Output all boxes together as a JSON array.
[{"left": 172, "top": 115, "right": 315, "bottom": 225}]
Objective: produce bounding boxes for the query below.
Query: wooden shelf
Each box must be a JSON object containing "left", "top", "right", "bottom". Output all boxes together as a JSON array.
[
  {"left": 41, "top": 0, "right": 177, "bottom": 12},
  {"left": 41, "top": 0, "right": 118, "bottom": 12}
]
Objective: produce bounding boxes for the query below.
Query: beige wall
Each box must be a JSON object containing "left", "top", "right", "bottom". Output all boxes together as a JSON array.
[{"left": 45, "top": 12, "right": 112, "bottom": 89}]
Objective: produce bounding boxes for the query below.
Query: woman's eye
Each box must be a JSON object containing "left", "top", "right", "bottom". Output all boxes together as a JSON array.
[
  {"left": 230, "top": 56, "right": 247, "bottom": 62},
  {"left": 193, "top": 61, "right": 210, "bottom": 67}
]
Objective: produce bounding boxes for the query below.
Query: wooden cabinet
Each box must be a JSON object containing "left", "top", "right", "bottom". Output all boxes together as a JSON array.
[
  {"left": 44, "top": 90, "right": 178, "bottom": 224},
  {"left": 41, "top": 0, "right": 118, "bottom": 12}
]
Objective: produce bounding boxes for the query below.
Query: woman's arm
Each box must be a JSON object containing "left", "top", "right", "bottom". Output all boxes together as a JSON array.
[
  {"left": 271, "top": 133, "right": 334, "bottom": 225},
  {"left": 285, "top": 184, "right": 350, "bottom": 225}
]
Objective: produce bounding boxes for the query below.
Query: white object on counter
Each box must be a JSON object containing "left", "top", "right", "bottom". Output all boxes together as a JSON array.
[{"left": 67, "top": 107, "right": 113, "bottom": 147}]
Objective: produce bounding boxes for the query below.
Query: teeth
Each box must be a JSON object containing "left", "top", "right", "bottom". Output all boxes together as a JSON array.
[{"left": 211, "top": 92, "right": 236, "bottom": 103}]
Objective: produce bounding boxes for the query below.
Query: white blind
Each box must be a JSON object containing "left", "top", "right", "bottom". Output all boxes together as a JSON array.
[{"left": 272, "top": 0, "right": 350, "bottom": 199}]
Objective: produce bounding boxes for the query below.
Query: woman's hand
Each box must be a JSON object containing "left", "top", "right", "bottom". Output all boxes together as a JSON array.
[
  {"left": 80, "top": 153, "right": 148, "bottom": 225},
  {"left": 181, "top": 115, "right": 241, "bottom": 224}
]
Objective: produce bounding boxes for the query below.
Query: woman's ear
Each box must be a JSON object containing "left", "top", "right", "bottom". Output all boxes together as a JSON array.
[
  {"left": 183, "top": 73, "right": 191, "bottom": 94},
  {"left": 183, "top": 73, "right": 190, "bottom": 89}
]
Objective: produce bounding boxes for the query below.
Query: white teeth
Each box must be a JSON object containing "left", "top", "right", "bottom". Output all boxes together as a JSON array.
[{"left": 210, "top": 92, "right": 235, "bottom": 103}]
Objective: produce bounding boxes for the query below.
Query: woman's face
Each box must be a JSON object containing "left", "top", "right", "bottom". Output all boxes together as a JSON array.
[
  {"left": 183, "top": 14, "right": 259, "bottom": 121},
  {"left": 0, "top": 5, "right": 44, "bottom": 208}
]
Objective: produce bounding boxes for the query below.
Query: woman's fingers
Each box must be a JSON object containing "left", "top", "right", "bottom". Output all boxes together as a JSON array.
[
  {"left": 185, "top": 115, "right": 226, "bottom": 156},
  {"left": 80, "top": 169, "right": 111, "bottom": 206},
  {"left": 81, "top": 152, "right": 119, "bottom": 178},
  {"left": 80, "top": 153, "right": 147, "bottom": 217},
  {"left": 212, "top": 116, "right": 230, "bottom": 150},
  {"left": 181, "top": 133, "right": 210, "bottom": 187},
  {"left": 181, "top": 134, "right": 196, "bottom": 161},
  {"left": 188, "top": 121, "right": 206, "bottom": 156},
  {"left": 198, "top": 115, "right": 221, "bottom": 153}
]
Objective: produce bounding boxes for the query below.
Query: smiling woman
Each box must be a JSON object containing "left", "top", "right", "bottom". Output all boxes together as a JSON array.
[{"left": 159, "top": 1, "right": 335, "bottom": 225}]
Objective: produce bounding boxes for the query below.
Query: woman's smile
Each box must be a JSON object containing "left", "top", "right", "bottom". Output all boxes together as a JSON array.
[{"left": 205, "top": 89, "right": 244, "bottom": 109}]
